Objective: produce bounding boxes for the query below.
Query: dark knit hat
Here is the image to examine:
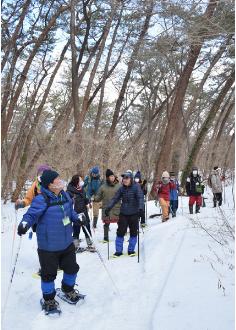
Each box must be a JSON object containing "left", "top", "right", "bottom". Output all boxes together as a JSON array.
[
  {"left": 106, "top": 169, "right": 114, "bottom": 178},
  {"left": 134, "top": 171, "right": 141, "bottom": 180},
  {"left": 192, "top": 166, "right": 198, "bottom": 171},
  {"left": 170, "top": 171, "right": 175, "bottom": 176},
  {"left": 41, "top": 170, "right": 59, "bottom": 188},
  {"left": 214, "top": 166, "right": 218, "bottom": 170}
]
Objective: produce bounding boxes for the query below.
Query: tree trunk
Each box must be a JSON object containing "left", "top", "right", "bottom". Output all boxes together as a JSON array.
[
  {"left": 180, "top": 70, "right": 235, "bottom": 187},
  {"left": 102, "top": 0, "right": 155, "bottom": 167},
  {"left": 151, "top": 0, "right": 218, "bottom": 195},
  {"left": 1, "top": 5, "right": 69, "bottom": 142}
]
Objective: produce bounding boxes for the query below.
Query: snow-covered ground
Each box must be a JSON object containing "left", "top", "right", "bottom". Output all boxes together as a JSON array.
[{"left": 1, "top": 185, "right": 235, "bottom": 330}]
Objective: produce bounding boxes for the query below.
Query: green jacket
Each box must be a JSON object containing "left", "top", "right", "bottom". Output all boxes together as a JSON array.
[{"left": 94, "top": 180, "right": 121, "bottom": 219}]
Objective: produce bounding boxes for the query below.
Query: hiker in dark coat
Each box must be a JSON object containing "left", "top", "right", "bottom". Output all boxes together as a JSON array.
[
  {"left": 67, "top": 175, "right": 94, "bottom": 251},
  {"left": 105, "top": 171, "right": 144, "bottom": 257}
]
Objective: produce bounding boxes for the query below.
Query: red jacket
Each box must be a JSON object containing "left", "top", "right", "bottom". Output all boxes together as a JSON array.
[{"left": 155, "top": 181, "right": 176, "bottom": 201}]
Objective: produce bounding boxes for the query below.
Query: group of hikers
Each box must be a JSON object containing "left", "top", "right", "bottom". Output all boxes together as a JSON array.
[{"left": 15, "top": 164, "right": 224, "bottom": 313}]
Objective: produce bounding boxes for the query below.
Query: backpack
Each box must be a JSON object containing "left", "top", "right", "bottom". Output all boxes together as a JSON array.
[
  {"left": 32, "top": 192, "right": 69, "bottom": 232},
  {"left": 207, "top": 175, "right": 212, "bottom": 188}
]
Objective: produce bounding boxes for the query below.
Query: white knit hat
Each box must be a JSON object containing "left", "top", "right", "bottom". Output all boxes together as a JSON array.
[{"left": 162, "top": 171, "right": 170, "bottom": 178}]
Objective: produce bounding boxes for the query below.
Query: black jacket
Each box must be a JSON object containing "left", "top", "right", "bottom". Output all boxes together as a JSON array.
[
  {"left": 186, "top": 174, "right": 203, "bottom": 196},
  {"left": 67, "top": 184, "right": 89, "bottom": 214},
  {"left": 108, "top": 182, "right": 144, "bottom": 216}
]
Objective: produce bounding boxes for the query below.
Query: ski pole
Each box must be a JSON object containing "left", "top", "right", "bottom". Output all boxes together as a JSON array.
[
  {"left": 3, "top": 235, "right": 22, "bottom": 323},
  {"left": 82, "top": 225, "right": 120, "bottom": 295},
  {"left": 107, "top": 220, "right": 110, "bottom": 261},
  {"left": 145, "top": 189, "right": 148, "bottom": 226},
  {"left": 137, "top": 221, "right": 140, "bottom": 263}
]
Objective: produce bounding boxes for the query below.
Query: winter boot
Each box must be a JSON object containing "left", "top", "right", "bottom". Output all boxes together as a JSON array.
[
  {"left": 61, "top": 282, "right": 81, "bottom": 304},
  {"left": 196, "top": 205, "right": 200, "bottom": 213},
  {"left": 41, "top": 298, "right": 60, "bottom": 314},
  {"left": 113, "top": 252, "right": 123, "bottom": 257},
  {"left": 189, "top": 205, "right": 193, "bottom": 214},
  {"left": 86, "top": 237, "right": 96, "bottom": 252},
  {"left": 93, "top": 216, "right": 98, "bottom": 229}
]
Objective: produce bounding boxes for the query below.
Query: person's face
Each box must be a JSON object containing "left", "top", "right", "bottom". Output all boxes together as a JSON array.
[
  {"left": 92, "top": 173, "right": 99, "bottom": 179},
  {"left": 123, "top": 176, "right": 131, "bottom": 186},
  {"left": 49, "top": 177, "right": 64, "bottom": 193},
  {"left": 192, "top": 170, "right": 198, "bottom": 177},
  {"left": 76, "top": 177, "right": 84, "bottom": 189},
  {"left": 108, "top": 175, "right": 115, "bottom": 183},
  {"left": 170, "top": 176, "right": 175, "bottom": 181},
  {"left": 162, "top": 177, "right": 170, "bottom": 184}
]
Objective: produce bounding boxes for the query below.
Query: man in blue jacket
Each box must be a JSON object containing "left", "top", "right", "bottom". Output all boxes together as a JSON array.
[
  {"left": 105, "top": 171, "right": 144, "bottom": 257},
  {"left": 84, "top": 166, "right": 103, "bottom": 229},
  {"left": 17, "top": 170, "right": 86, "bottom": 313}
]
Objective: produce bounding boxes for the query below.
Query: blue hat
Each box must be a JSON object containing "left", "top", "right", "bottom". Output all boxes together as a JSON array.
[
  {"left": 122, "top": 171, "right": 133, "bottom": 178},
  {"left": 91, "top": 166, "right": 100, "bottom": 175},
  {"left": 134, "top": 171, "right": 141, "bottom": 180}
]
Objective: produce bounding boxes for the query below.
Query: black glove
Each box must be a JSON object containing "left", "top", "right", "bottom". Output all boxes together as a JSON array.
[
  {"left": 78, "top": 213, "right": 87, "bottom": 226},
  {"left": 105, "top": 208, "right": 110, "bottom": 217},
  {"left": 138, "top": 209, "right": 143, "bottom": 218},
  {"left": 15, "top": 200, "right": 25, "bottom": 210},
  {"left": 17, "top": 221, "right": 29, "bottom": 236}
]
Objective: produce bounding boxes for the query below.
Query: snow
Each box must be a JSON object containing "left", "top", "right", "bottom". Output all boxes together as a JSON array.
[{"left": 1, "top": 184, "right": 235, "bottom": 330}]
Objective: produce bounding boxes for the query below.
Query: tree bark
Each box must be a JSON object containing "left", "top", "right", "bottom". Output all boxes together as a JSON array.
[
  {"left": 180, "top": 70, "right": 235, "bottom": 187},
  {"left": 151, "top": 0, "right": 218, "bottom": 195},
  {"left": 102, "top": 0, "right": 155, "bottom": 167}
]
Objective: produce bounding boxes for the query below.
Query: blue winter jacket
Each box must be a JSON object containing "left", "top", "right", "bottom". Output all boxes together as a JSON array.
[
  {"left": 107, "top": 183, "right": 144, "bottom": 216},
  {"left": 84, "top": 175, "right": 103, "bottom": 199},
  {"left": 21, "top": 187, "right": 79, "bottom": 251},
  {"left": 170, "top": 179, "right": 180, "bottom": 201}
]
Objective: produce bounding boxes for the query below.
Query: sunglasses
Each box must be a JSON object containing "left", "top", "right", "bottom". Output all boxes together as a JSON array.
[{"left": 123, "top": 176, "right": 130, "bottom": 179}]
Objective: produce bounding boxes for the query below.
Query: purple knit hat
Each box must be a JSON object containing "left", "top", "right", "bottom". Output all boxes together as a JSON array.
[{"left": 37, "top": 164, "right": 51, "bottom": 175}]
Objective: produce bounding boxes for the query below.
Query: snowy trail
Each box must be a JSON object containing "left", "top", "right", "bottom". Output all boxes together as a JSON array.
[{"left": 1, "top": 186, "right": 235, "bottom": 330}]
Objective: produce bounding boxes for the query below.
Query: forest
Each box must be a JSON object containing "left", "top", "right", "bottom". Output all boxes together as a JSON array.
[{"left": 1, "top": 0, "right": 235, "bottom": 200}]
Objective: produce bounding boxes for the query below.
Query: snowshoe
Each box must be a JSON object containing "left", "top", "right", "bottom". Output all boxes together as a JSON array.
[
  {"left": 112, "top": 252, "right": 123, "bottom": 258},
  {"left": 128, "top": 251, "right": 137, "bottom": 257},
  {"left": 40, "top": 298, "right": 61, "bottom": 316},
  {"left": 99, "top": 239, "right": 109, "bottom": 243},
  {"left": 76, "top": 247, "right": 87, "bottom": 253},
  {"left": 56, "top": 288, "right": 86, "bottom": 305},
  {"left": 86, "top": 245, "right": 96, "bottom": 253}
]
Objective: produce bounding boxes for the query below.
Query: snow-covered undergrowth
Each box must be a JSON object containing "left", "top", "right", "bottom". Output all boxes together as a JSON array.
[{"left": 1, "top": 185, "right": 235, "bottom": 330}]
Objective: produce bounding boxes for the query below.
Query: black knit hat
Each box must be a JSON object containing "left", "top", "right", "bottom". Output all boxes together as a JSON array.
[
  {"left": 106, "top": 169, "right": 114, "bottom": 178},
  {"left": 170, "top": 171, "right": 175, "bottom": 176},
  {"left": 214, "top": 166, "right": 218, "bottom": 170},
  {"left": 41, "top": 170, "right": 59, "bottom": 188}
]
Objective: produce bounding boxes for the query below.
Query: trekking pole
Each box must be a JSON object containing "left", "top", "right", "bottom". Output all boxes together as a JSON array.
[
  {"left": 231, "top": 171, "right": 235, "bottom": 209},
  {"left": 82, "top": 225, "right": 120, "bottom": 295},
  {"left": 137, "top": 222, "right": 140, "bottom": 263},
  {"left": 3, "top": 234, "right": 22, "bottom": 323},
  {"left": 107, "top": 219, "right": 110, "bottom": 261}
]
